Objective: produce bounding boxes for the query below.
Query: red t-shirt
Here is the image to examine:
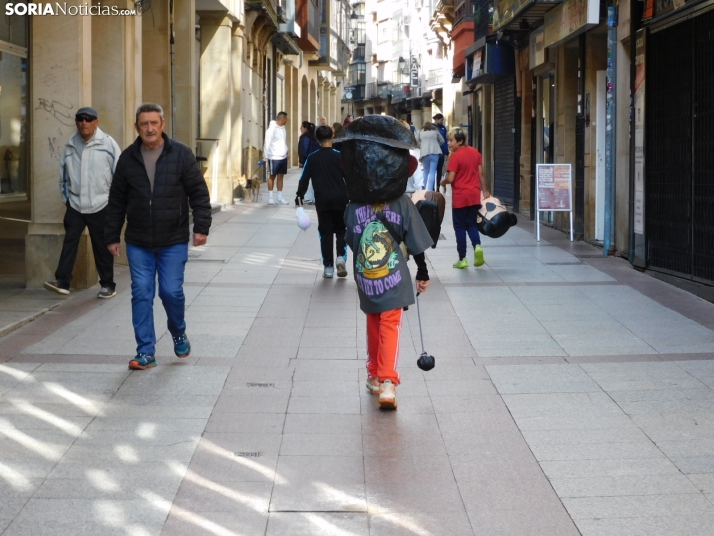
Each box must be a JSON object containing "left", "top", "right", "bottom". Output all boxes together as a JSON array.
[{"left": 446, "top": 145, "right": 482, "bottom": 208}]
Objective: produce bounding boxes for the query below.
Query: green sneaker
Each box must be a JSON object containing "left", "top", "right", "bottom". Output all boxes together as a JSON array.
[
  {"left": 453, "top": 258, "right": 468, "bottom": 269},
  {"left": 474, "top": 245, "right": 485, "bottom": 267}
]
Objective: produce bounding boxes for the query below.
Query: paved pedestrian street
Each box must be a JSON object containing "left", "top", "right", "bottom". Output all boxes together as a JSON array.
[{"left": 3, "top": 176, "right": 714, "bottom": 535}]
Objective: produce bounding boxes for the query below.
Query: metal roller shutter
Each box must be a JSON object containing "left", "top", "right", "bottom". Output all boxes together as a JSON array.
[
  {"left": 493, "top": 77, "right": 515, "bottom": 205},
  {"left": 646, "top": 8, "right": 714, "bottom": 283}
]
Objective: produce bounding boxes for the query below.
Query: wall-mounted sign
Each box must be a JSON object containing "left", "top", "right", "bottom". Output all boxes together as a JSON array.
[
  {"left": 410, "top": 57, "right": 419, "bottom": 87},
  {"left": 529, "top": 27, "right": 546, "bottom": 68},
  {"left": 473, "top": 49, "right": 483, "bottom": 78},
  {"left": 544, "top": 0, "right": 599, "bottom": 48}
]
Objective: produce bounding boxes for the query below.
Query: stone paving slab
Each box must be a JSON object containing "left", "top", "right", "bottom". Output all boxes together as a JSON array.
[{"left": 3, "top": 175, "right": 714, "bottom": 534}]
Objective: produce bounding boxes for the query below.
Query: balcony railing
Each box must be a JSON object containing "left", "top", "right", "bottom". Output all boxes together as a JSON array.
[
  {"left": 391, "top": 85, "right": 410, "bottom": 103},
  {"left": 427, "top": 69, "right": 443, "bottom": 88},
  {"left": 246, "top": 0, "right": 279, "bottom": 26},
  {"left": 365, "top": 82, "right": 378, "bottom": 99}
]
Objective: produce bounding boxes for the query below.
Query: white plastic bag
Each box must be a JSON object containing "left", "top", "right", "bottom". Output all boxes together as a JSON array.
[{"left": 296, "top": 206, "right": 311, "bottom": 231}]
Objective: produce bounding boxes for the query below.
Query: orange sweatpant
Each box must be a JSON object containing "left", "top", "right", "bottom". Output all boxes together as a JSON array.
[{"left": 365, "top": 308, "right": 403, "bottom": 385}]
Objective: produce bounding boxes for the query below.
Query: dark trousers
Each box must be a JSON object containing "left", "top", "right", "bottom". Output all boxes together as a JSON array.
[
  {"left": 436, "top": 154, "right": 446, "bottom": 190},
  {"left": 317, "top": 209, "right": 347, "bottom": 267},
  {"left": 452, "top": 205, "right": 482, "bottom": 260},
  {"left": 55, "top": 205, "right": 115, "bottom": 290}
]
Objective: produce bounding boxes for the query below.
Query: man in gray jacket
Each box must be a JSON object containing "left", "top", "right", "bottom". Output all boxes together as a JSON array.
[{"left": 44, "top": 106, "right": 121, "bottom": 298}]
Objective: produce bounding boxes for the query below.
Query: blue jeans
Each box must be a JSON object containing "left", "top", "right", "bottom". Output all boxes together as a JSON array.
[
  {"left": 452, "top": 206, "right": 482, "bottom": 259},
  {"left": 436, "top": 154, "right": 446, "bottom": 190},
  {"left": 422, "top": 154, "right": 440, "bottom": 191},
  {"left": 126, "top": 243, "right": 188, "bottom": 356}
]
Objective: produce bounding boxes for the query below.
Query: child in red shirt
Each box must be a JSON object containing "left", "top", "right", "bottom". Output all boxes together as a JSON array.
[{"left": 442, "top": 128, "right": 489, "bottom": 269}]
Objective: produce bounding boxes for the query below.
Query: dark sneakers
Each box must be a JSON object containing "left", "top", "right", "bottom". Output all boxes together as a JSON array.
[
  {"left": 129, "top": 353, "right": 157, "bottom": 370},
  {"left": 44, "top": 280, "right": 70, "bottom": 295},
  {"left": 97, "top": 287, "right": 116, "bottom": 299},
  {"left": 173, "top": 334, "right": 191, "bottom": 358}
]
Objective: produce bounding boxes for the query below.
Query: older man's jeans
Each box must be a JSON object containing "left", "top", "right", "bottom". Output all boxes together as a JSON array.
[{"left": 126, "top": 243, "right": 188, "bottom": 356}]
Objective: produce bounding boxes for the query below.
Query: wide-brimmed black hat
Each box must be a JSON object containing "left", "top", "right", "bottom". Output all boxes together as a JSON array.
[{"left": 333, "top": 115, "right": 418, "bottom": 150}]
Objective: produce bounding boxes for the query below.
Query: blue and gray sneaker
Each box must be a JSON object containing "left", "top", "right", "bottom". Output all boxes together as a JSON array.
[
  {"left": 129, "top": 353, "right": 156, "bottom": 370},
  {"left": 173, "top": 334, "right": 191, "bottom": 358}
]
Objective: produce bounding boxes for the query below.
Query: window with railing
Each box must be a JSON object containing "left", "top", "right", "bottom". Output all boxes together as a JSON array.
[
  {"left": 354, "top": 21, "right": 366, "bottom": 44},
  {"left": 474, "top": 0, "right": 493, "bottom": 40},
  {"left": 349, "top": 62, "right": 366, "bottom": 85},
  {"left": 427, "top": 69, "right": 443, "bottom": 87},
  {"left": 353, "top": 45, "right": 366, "bottom": 61},
  {"left": 454, "top": 0, "right": 475, "bottom": 27}
]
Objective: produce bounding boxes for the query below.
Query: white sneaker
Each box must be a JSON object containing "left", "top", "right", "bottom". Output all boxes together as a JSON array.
[
  {"left": 379, "top": 380, "right": 397, "bottom": 409},
  {"left": 278, "top": 198, "right": 290, "bottom": 205},
  {"left": 323, "top": 266, "right": 334, "bottom": 278},
  {"left": 335, "top": 258, "right": 348, "bottom": 278},
  {"left": 268, "top": 198, "right": 275, "bottom": 205},
  {"left": 366, "top": 376, "right": 380, "bottom": 395}
]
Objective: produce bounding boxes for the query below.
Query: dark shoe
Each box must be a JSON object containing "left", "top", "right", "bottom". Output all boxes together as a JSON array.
[
  {"left": 129, "top": 353, "right": 156, "bottom": 370},
  {"left": 43, "top": 280, "right": 69, "bottom": 295},
  {"left": 173, "top": 334, "right": 191, "bottom": 358},
  {"left": 97, "top": 287, "right": 116, "bottom": 299}
]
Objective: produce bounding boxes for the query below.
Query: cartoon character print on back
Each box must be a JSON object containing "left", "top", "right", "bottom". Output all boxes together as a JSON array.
[{"left": 357, "top": 220, "right": 399, "bottom": 279}]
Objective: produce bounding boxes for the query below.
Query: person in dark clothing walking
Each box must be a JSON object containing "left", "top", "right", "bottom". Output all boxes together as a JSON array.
[
  {"left": 433, "top": 113, "right": 449, "bottom": 192},
  {"left": 298, "top": 121, "right": 320, "bottom": 167},
  {"left": 105, "top": 103, "right": 212, "bottom": 371},
  {"left": 44, "top": 106, "right": 121, "bottom": 299},
  {"left": 295, "top": 125, "right": 349, "bottom": 279}
]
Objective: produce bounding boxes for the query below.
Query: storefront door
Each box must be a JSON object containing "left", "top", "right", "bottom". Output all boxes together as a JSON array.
[{"left": 536, "top": 72, "right": 555, "bottom": 223}]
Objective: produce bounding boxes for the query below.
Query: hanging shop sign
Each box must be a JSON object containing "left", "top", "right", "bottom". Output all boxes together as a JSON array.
[
  {"left": 536, "top": 163, "right": 573, "bottom": 241},
  {"left": 410, "top": 57, "right": 419, "bottom": 87},
  {"left": 544, "top": 0, "right": 599, "bottom": 48}
]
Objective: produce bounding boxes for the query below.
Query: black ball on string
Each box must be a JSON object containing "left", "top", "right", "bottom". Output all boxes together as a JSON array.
[{"left": 417, "top": 352, "right": 435, "bottom": 371}]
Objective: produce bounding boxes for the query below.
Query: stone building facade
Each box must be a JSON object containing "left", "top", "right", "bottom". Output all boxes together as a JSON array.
[{"left": 0, "top": 0, "right": 348, "bottom": 289}]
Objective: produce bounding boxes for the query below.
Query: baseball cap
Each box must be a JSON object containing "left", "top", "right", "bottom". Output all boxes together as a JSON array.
[{"left": 76, "top": 106, "right": 98, "bottom": 120}]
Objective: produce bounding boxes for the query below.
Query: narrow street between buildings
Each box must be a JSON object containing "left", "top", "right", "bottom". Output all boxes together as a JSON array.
[{"left": 2, "top": 171, "right": 714, "bottom": 535}]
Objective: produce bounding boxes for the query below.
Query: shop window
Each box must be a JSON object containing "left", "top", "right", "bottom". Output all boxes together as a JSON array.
[
  {"left": 0, "top": 13, "right": 28, "bottom": 200},
  {"left": 537, "top": 72, "right": 555, "bottom": 223}
]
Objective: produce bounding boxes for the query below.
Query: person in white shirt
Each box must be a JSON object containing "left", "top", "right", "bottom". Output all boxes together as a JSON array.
[{"left": 263, "top": 111, "right": 290, "bottom": 205}]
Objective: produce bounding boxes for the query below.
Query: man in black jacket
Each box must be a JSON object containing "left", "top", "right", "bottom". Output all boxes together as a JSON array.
[
  {"left": 295, "top": 126, "right": 349, "bottom": 279},
  {"left": 105, "top": 103, "right": 212, "bottom": 371}
]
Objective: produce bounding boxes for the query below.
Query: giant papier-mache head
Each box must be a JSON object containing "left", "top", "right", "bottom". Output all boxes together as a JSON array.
[{"left": 333, "top": 115, "right": 418, "bottom": 203}]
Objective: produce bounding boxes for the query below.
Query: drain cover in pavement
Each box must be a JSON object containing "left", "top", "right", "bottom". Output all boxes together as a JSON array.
[
  {"left": 236, "top": 452, "right": 262, "bottom": 458},
  {"left": 246, "top": 383, "right": 275, "bottom": 388}
]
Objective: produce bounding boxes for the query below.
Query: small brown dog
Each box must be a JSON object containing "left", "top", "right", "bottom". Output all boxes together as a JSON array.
[{"left": 247, "top": 176, "right": 261, "bottom": 202}]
